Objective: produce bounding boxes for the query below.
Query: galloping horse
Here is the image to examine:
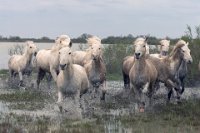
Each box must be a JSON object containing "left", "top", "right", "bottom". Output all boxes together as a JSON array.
[
  {"left": 36, "top": 35, "right": 72, "bottom": 89},
  {"left": 129, "top": 37, "right": 158, "bottom": 112}
]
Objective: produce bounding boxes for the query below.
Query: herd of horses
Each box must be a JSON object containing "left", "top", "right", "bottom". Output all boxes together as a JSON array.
[{"left": 7, "top": 35, "right": 193, "bottom": 113}]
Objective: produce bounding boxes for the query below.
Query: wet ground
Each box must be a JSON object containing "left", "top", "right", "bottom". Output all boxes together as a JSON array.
[{"left": 0, "top": 73, "right": 200, "bottom": 132}]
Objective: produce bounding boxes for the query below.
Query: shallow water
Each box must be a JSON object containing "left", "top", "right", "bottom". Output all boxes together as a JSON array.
[{"left": 0, "top": 69, "right": 199, "bottom": 132}]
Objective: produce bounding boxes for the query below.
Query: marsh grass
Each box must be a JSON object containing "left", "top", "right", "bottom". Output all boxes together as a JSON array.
[
  {"left": 0, "top": 90, "right": 51, "bottom": 102},
  {"left": 0, "top": 90, "right": 53, "bottom": 110},
  {"left": 0, "top": 69, "right": 9, "bottom": 80}
]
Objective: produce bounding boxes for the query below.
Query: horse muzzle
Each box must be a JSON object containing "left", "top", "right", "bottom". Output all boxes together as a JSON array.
[
  {"left": 92, "top": 55, "right": 99, "bottom": 61},
  {"left": 60, "top": 64, "right": 67, "bottom": 70},
  {"left": 188, "top": 59, "right": 193, "bottom": 64},
  {"left": 161, "top": 51, "right": 168, "bottom": 56},
  {"left": 135, "top": 53, "right": 141, "bottom": 59},
  {"left": 34, "top": 52, "right": 37, "bottom": 56}
]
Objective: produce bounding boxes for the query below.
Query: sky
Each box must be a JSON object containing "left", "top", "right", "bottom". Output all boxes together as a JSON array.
[{"left": 0, "top": 0, "right": 200, "bottom": 39}]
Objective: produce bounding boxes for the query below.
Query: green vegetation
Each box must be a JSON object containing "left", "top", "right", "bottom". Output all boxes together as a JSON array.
[
  {"left": 0, "top": 69, "right": 9, "bottom": 75},
  {"left": 0, "top": 91, "right": 50, "bottom": 102},
  {"left": 0, "top": 90, "right": 53, "bottom": 110}
]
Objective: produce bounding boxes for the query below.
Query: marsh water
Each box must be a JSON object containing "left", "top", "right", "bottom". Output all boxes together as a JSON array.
[{"left": 0, "top": 75, "right": 200, "bottom": 132}]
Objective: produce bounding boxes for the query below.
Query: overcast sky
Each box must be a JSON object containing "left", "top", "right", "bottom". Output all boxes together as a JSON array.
[{"left": 0, "top": 0, "right": 200, "bottom": 39}]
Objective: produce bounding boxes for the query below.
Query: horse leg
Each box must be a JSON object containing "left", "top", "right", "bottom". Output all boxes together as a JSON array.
[
  {"left": 164, "top": 80, "right": 174, "bottom": 103},
  {"left": 46, "top": 73, "right": 52, "bottom": 89},
  {"left": 50, "top": 67, "right": 58, "bottom": 82},
  {"left": 57, "top": 90, "right": 63, "bottom": 103},
  {"left": 18, "top": 71, "right": 24, "bottom": 87},
  {"left": 100, "top": 82, "right": 106, "bottom": 101},
  {"left": 36, "top": 68, "right": 46, "bottom": 89},
  {"left": 180, "top": 78, "right": 185, "bottom": 94},
  {"left": 123, "top": 71, "right": 130, "bottom": 89}
]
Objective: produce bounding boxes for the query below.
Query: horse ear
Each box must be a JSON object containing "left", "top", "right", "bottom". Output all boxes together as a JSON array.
[
  {"left": 144, "top": 34, "right": 150, "bottom": 42},
  {"left": 186, "top": 42, "right": 189, "bottom": 46},
  {"left": 69, "top": 41, "right": 72, "bottom": 47},
  {"left": 168, "top": 40, "right": 170, "bottom": 44},
  {"left": 86, "top": 39, "right": 93, "bottom": 47}
]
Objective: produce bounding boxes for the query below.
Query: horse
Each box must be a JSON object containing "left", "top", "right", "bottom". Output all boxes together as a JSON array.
[
  {"left": 150, "top": 39, "right": 170, "bottom": 58},
  {"left": 8, "top": 41, "right": 38, "bottom": 86},
  {"left": 176, "top": 41, "right": 192, "bottom": 94},
  {"left": 122, "top": 38, "right": 150, "bottom": 89},
  {"left": 57, "top": 46, "right": 89, "bottom": 119},
  {"left": 35, "top": 35, "right": 72, "bottom": 89},
  {"left": 83, "top": 37, "right": 106, "bottom": 100},
  {"left": 148, "top": 40, "right": 193, "bottom": 101},
  {"left": 73, "top": 36, "right": 101, "bottom": 66},
  {"left": 129, "top": 37, "right": 158, "bottom": 112}
]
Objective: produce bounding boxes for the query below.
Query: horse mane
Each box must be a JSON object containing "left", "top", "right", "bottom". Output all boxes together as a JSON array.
[
  {"left": 134, "top": 37, "right": 146, "bottom": 44},
  {"left": 87, "top": 36, "right": 101, "bottom": 46},
  {"left": 169, "top": 40, "right": 185, "bottom": 60}
]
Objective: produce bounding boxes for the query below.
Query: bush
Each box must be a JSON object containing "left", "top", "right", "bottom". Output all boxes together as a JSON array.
[
  {"left": 104, "top": 44, "right": 132, "bottom": 79},
  {"left": 8, "top": 44, "right": 24, "bottom": 56}
]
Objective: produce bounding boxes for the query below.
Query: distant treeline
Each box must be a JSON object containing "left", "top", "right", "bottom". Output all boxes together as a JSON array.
[
  {"left": 0, "top": 25, "right": 199, "bottom": 45},
  {"left": 0, "top": 34, "right": 179, "bottom": 45}
]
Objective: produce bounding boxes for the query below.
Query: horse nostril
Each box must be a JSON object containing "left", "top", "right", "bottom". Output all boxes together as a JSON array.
[
  {"left": 60, "top": 64, "right": 66, "bottom": 70},
  {"left": 188, "top": 60, "right": 192, "bottom": 64},
  {"left": 135, "top": 53, "right": 140, "bottom": 56},
  {"left": 135, "top": 53, "right": 141, "bottom": 59},
  {"left": 34, "top": 52, "right": 37, "bottom": 56}
]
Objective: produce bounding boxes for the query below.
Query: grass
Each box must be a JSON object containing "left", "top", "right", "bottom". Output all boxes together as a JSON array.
[
  {"left": 0, "top": 69, "right": 9, "bottom": 75},
  {"left": 0, "top": 90, "right": 51, "bottom": 102},
  {"left": 0, "top": 69, "right": 9, "bottom": 79},
  {"left": 0, "top": 90, "right": 53, "bottom": 110},
  {"left": 117, "top": 99, "right": 200, "bottom": 132},
  {"left": 106, "top": 73, "right": 122, "bottom": 81}
]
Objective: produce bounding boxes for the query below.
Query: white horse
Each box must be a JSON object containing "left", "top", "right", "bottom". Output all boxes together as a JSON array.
[
  {"left": 8, "top": 41, "right": 38, "bottom": 86},
  {"left": 57, "top": 46, "right": 89, "bottom": 118},
  {"left": 36, "top": 35, "right": 72, "bottom": 89},
  {"left": 151, "top": 39, "right": 170, "bottom": 58},
  {"left": 73, "top": 36, "right": 101, "bottom": 66}
]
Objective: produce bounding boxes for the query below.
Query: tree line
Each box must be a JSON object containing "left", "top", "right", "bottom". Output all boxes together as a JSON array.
[{"left": 0, "top": 33, "right": 178, "bottom": 45}]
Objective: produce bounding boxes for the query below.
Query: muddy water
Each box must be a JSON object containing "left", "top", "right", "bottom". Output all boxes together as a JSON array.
[{"left": 0, "top": 76, "right": 200, "bottom": 132}]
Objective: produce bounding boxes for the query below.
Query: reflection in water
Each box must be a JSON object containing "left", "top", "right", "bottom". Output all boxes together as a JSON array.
[
  {"left": 104, "top": 116, "right": 132, "bottom": 133},
  {"left": 0, "top": 102, "right": 8, "bottom": 113}
]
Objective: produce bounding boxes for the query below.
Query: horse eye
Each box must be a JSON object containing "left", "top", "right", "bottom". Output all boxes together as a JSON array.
[
  {"left": 69, "top": 52, "right": 71, "bottom": 55},
  {"left": 182, "top": 50, "right": 185, "bottom": 52},
  {"left": 99, "top": 48, "right": 101, "bottom": 50},
  {"left": 30, "top": 46, "right": 32, "bottom": 48},
  {"left": 143, "top": 45, "right": 146, "bottom": 48},
  {"left": 59, "top": 52, "right": 61, "bottom": 54}
]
